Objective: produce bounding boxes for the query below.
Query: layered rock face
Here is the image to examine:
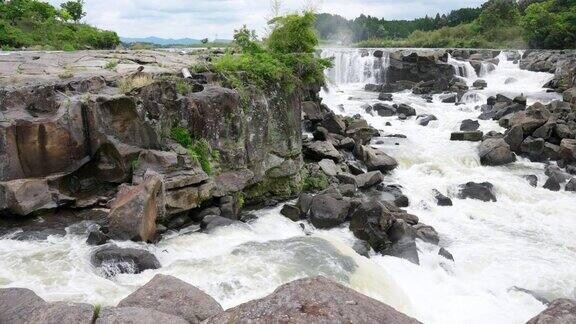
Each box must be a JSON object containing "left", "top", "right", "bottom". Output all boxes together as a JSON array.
[{"left": 0, "top": 51, "right": 313, "bottom": 222}]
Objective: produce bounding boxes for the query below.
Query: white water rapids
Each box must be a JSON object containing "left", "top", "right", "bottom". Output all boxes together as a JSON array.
[{"left": 1, "top": 48, "right": 575, "bottom": 323}]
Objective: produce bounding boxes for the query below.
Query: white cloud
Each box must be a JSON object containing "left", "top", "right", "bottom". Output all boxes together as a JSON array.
[{"left": 46, "top": 0, "right": 486, "bottom": 39}]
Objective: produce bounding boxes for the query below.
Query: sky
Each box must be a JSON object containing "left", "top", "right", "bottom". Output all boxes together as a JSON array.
[{"left": 46, "top": 0, "right": 487, "bottom": 39}]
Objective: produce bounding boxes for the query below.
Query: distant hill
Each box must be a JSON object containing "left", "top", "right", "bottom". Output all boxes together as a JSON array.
[{"left": 120, "top": 37, "right": 202, "bottom": 46}]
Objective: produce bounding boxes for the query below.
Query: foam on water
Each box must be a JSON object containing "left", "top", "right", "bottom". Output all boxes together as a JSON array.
[{"left": 0, "top": 49, "right": 575, "bottom": 324}]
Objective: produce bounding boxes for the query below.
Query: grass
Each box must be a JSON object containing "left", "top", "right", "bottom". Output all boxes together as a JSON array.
[
  {"left": 105, "top": 60, "right": 119, "bottom": 71},
  {"left": 118, "top": 74, "right": 154, "bottom": 94},
  {"left": 170, "top": 127, "right": 217, "bottom": 175}
]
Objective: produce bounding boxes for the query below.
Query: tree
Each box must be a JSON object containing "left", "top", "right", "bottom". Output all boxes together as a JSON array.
[
  {"left": 521, "top": 0, "right": 576, "bottom": 49},
  {"left": 60, "top": 0, "right": 85, "bottom": 22},
  {"left": 476, "top": 0, "right": 520, "bottom": 31}
]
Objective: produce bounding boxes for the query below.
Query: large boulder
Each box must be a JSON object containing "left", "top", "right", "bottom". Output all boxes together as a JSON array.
[
  {"left": 349, "top": 201, "right": 395, "bottom": 254},
  {"left": 0, "top": 288, "right": 94, "bottom": 324},
  {"left": 118, "top": 274, "right": 223, "bottom": 323},
  {"left": 96, "top": 307, "right": 188, "bottom": 324},
  {"left": 386, "top": 219, "right": 419, "bottom": 264},
  {"left": 205, "top": 277, "right": 420, "bottom": 324},
  {"left": 479, "top": 138, "right": 516, "bottom": 166},
  {"left": 0, "top": 178, "right": 73, "bottom": 216},
  {"left": 458, "top": 182, "right": 497, "bottom": 202},
  {"left": 355, "top": 171, "right": 384, "bottom": 189},
  {"left": 90, "top": 245, "right": 161, "bottom": 277},
  {"left": 560, "top": 139, "right": 576, "bottom": 162},
  {"left": 303, "top": 141, "right": 343, "bottom": 162},
  {"left": 108, "top": 171, "right": 165, "bottom": 242},
  {"left": 526, "top": 298, "right": 576, "bottom": 324},
  {"left": 308, "top": 194, "right": 352, "bottom": 229},
  {"left": 356, "top": 145, "right": 398, "bottom": 173}
]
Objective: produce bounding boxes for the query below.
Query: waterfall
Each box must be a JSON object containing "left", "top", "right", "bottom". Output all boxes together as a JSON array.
[
  {"left": 447, "top": 54, "right": 478, "bottom": 80},
  {"left": 321, "top": 48, "right": 389, "bottom": 85}
]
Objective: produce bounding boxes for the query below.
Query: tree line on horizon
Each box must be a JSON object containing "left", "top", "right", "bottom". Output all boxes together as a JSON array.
[
  {"left": 315, "top": 0, "right": 576, "bottom": 49},
  {"left": 0, "top": 0, "right": 120, "bottom": 50}
]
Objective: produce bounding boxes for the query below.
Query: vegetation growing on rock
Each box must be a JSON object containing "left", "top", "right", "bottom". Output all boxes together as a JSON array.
[
  {"left": 213, "top": 12, "right": 332, "bottom": 100},
  {"left": 0, "top": 0, "right": 119, "bottom": 50}
]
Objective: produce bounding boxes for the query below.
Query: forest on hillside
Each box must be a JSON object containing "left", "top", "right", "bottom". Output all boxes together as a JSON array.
[
  {"left": 315, "top": 0, "right": 576, "bottom": 49},
  {"left": 0, "top": 0, "right": 119, "bottom": 50}
]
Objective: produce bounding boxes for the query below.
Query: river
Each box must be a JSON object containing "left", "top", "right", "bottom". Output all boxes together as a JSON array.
[{"left": 0, "top": 48, "right": 575, "bottom": 324}]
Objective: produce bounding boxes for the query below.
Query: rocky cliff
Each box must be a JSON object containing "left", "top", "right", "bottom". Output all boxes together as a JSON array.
[{"left": 0, "top": 50, "right": 316, "bottom": 226}]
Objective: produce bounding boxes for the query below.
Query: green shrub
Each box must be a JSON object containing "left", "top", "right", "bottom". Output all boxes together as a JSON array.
[
  {"left": 212, "top": 12, "right": 332, "bottom": 105},
  {"left": 521, "top": 0, "right": 576, "bottom": 49},
  {"left": 169, "top": 127, "right": 216, "bottom": 175}
]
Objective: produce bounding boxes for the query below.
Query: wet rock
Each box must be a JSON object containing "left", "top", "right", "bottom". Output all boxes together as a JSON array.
[
  {"left": 373, "top": 50, "right": 384, "bottom": 58},
  {"left": 396, "top": 103, "right": 416, "bottom": 117},
  {"left": 560, "top": 139, "right": 576, "bottom": 162},
  {"left": 302, "top": 101, "right": 329, "bottom": 122},
  {"left": 96, "top": 307, "right": 188, "bottom": 324},
  {"left": 91, "top": 245, "right": 161, "bottom": 276},
  {"left": 473, "top": 79, "right": 487, "bottom": 89},
  {"left": 280, "top": 204, "right": 301, "bottom": 221},
  {"left": 205, "top": 276, "right": 420, "bottom": 323},
  {"left": 108, "top": 171, "right": 165, "bottom": 242},
  {"left": 320, "top": 114, "right": 346, "bottom": 135},
  {"left": 438, "top": 247, "right": 454, "bottom": 261},
  {"left": 355, "top": 171, "right": 384, "bottom": 189},
  {"left": 0, "top": 288, "right": 95, "bottom": 324},
  {"left": 450, "top": 131, "right": 484, "bottom": 142},
  {"left": 521, "top": 137, "right": 546, "bottom": 160},
  {"left": 566, "top": 178, "right": 576, "bottom": 192},
  {"left": 86, "top": 229, "right": 109, "bottom": 246},
  {"left": 379, "top": 185, "right": 409, "bottom": 207},
  {"left": 460, "top": 119, "right": 480, "bottom": 131},
  {"left": 352, "top": 240, "right": 371, "bottom": 257},
  {"left": 296, "top": 193, "right": 314, "bottom": 215},
  {"left": 387, "top": 219, "right": 419, "bottom": 264},
  {"left": 524, "top": 175, "right": 538, "bottom": 187},
  {"left": 200, "top": 215, "right": 237, "bottom": 232},
  {"left": 504, "top": 125, "right": 525, "bottom": 152},
  {"left": 504, "top": 77, "right": 518, "bottom": 84},
  {"left": 118, "top": 274, "right": 223, "bottom": 323},
  {"left": 440, "top": 93, "right": 457, "bottom": 103},
  {"left": 364, "top": 84, "right": 382, "bottom": 92},
  {"left": 378, "top": 93, "right": 393, "bottom": 101},
  {"left": 414, "top": 224, "right": 440, "bottom": 245},
  {"left": 479, "top": 138, "right": 516, "bottom": 166},
  {"left": 543, "top": 177, "right": 561, "bottom": 191},
  {"left": 373, "top": 103, "right": 396, "bottom": 117},
  {"left": 433, "top": 189, "right": 453, "bottom": 206},
  {"left": 349, "top": 201, "right": 395, "bottom": 254},
  {"left": 308, "top": 194, "right": 352, "bottom": 229},
  {"left": 416, "top": 114, "right": 437, "bottom": 126},
  {"left": 458, "top": 182, "right": 497, "bottom": 202},
  {"left": 303, "top": 141, "right": 343, "bottom": 162},
  {"left": 513, "top": 95, "right": 527, "bottom": 106},
  {"left": 166, "top": 214, "right": 193, "bottom": 230},
  {"left": 356, "top": 145, "right": 398, "bottom": 173},
  {"left": 526, "top": 299, "right": 576, "bottom": 324}
]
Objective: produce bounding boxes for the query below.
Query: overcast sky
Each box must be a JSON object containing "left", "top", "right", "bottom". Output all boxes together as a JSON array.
[{"left": 46, "top": 0, "right": 486, "bottom": 39}]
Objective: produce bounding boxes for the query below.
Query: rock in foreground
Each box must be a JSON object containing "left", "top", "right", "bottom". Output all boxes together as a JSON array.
[
  {"left": 0, "top": 288, "right": 94, "bottom": 324},
  {"left": 205, "top": 276, "right": 420, "bottom": 323},
  {"left": 118, "top": 274, "right": 223, "bottom": 323},
  {"left": 526, "top": 298, "right": 576, "bottom": 324}
]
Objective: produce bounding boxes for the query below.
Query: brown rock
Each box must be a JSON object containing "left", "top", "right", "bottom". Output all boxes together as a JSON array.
[{"left": 205, "top": 277, "right": 420, "bottom": 324}]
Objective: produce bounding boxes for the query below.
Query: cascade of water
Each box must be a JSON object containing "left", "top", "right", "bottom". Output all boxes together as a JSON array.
[
  {"left": 446, "top": 54, "right": 478, "bottom": 83},
  {"left": 321, "top": 48, "right": 390, "bottom": 85}
]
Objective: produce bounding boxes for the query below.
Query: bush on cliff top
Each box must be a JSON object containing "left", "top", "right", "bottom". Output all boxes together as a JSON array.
[{"left": 213, "top": 12, "right": 332, "bottom": 95}]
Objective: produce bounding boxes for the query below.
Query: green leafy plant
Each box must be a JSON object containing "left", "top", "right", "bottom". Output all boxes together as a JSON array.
[
  {"left": 105, "top": 60, "right": 119, "bottom": 70},
  {"left": 169, "top": 127, "right": 217, "bottom": 175}
]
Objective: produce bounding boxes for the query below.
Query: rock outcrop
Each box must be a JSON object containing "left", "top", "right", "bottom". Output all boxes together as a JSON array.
[
  {"left": 118, "top": 274, "right": 223, "bottom": 323},
  {"left": 205, "top": 276, "right": 420, "bottom": 323},
  {"left": 526, "top": 298, "right": 576, "bottom": 324},
  {"left": 0, "top": 287, "right": 95, "bottom": 324}
]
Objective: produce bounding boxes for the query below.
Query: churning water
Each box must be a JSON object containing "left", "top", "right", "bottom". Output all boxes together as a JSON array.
[{"left": 0, "top": 48, "right": 575, "bottom": 324}]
